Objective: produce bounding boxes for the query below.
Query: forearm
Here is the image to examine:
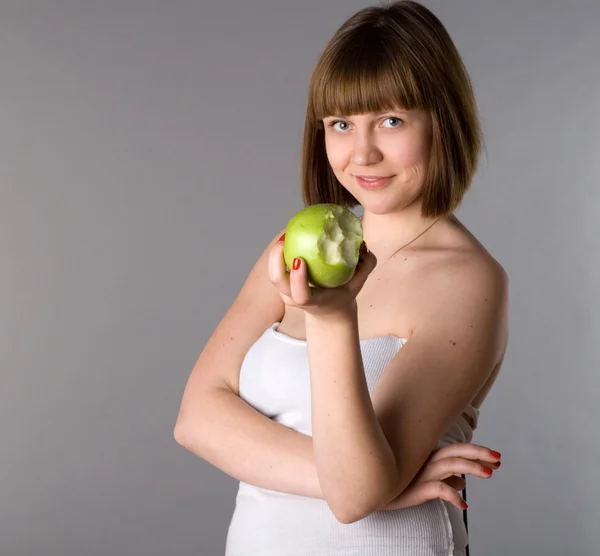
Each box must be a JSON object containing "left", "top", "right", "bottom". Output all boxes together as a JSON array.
[
  {"left": 175, "top": 387, "right": 323, "bottom": 498},
  {"left": 305, "top": 308, "right": 398, "bottom": 521}
]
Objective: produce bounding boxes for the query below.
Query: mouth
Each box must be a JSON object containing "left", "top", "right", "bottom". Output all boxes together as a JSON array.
[{"left": 354, "top": 175, "right": 395, "bottom": 190}]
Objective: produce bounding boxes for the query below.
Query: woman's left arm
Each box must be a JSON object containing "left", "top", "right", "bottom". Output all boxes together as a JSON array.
[
  {"left": 268, "top": 240, "right": 509, "bottom": 524},
  {"left": 307, "top": 260, "right": 509, "bottom": 524}
]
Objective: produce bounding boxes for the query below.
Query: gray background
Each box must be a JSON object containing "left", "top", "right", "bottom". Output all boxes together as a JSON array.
[{"left": 2, "top": 0, "right": 599, "bottom": 555}]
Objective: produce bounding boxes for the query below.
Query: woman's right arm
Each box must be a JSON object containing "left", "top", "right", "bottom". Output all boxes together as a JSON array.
[{"left": 173, "top": 228, "right": 325, "bottom": 499}]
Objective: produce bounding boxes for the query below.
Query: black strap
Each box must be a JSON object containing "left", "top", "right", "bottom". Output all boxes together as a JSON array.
[{"left": 462, "top": 473, "right": 470, "bottom": 556}]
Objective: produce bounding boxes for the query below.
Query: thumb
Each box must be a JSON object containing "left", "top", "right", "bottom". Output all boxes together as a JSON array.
[
  {"left": 356, "top": 241, "right": 378, "bottom": 277},
  {"left": 346, "top": 242, "right": 377, "bottom": 295}
]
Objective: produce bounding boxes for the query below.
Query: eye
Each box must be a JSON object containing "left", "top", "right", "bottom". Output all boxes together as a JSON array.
[
  {"left": 382, "top": 117, "right": 403, "bottom": 128},
  {"left": 327, "top": 120, "right": 351, "bottom": 132}
]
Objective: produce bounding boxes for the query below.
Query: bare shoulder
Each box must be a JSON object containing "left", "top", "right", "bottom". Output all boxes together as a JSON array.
[
  {"left": 411, "top": 216, "right": 510, "bottom": 362},
  {"left": 444, "top": 216, "right": 508, "bottom": 300},
  {"left": 430, "top": 224, "right": 508, "bottom": 298}
]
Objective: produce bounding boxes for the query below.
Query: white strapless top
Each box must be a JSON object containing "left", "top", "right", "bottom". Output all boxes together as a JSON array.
[{"left": 224, "top": 322, "right": 480, "bottom": 556}]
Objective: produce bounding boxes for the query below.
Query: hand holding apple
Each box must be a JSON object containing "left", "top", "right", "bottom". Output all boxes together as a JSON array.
[{"left": 268, "top": 204, "right": 377, "bottom": 319}]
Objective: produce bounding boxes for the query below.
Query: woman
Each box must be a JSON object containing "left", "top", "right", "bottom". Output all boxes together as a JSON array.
[{"left": 174, "top": 1, "right": 509, "bottom": 554}]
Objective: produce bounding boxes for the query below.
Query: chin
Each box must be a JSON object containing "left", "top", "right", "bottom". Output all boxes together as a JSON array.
[
  {"left": 356, "top": 199, "right": 397, "bottom": 215},
  {"left": 361, "top": 194, "right": 422, "bottom": 216}
]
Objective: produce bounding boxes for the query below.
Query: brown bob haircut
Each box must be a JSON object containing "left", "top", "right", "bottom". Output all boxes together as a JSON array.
[{"left": 301, "top": 1, "right": 483, "bottom": 218}]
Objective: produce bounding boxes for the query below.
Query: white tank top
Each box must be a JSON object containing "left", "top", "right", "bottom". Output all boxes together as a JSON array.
[{"left": 224, "top": 322, "right": 480, "bottom": 556}]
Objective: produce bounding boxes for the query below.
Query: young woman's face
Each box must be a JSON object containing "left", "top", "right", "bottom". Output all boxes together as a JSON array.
[{"left": 322, "top": 107, "right": 433, "bottom": 214}]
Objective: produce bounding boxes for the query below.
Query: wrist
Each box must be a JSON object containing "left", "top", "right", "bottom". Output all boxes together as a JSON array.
[{"left": 304, "top": 301, "right": 357, "bottom": 326}]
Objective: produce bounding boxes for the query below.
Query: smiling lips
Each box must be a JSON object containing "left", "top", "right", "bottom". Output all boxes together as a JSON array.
[{"left": 354, "top": 175, "right": 395, "bottom": 189}]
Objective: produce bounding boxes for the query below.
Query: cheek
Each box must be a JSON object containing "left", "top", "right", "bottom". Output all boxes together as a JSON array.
[
  {"left": 385, "top": 139, "right": 430, "bottom": 191},
  {"left": 324, "top": 138, "right": 347, "bottom": 170},
  {"left": 390, "top": 135, "right": 429, "bottom": 167}
]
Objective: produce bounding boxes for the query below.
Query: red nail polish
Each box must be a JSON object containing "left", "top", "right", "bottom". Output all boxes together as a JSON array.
[
  {"left": 483, "top": 467, "right": 493, "bottom": 476},
  {"left": 461, "top": 501, "right": 468, "bottom": 510},
  {"left": 293, "top": 258, "right": 301, "bottom": 271},
  {"left": 279, "top": 233, "right": 286, "bottom": 242},
  {"left": 490, "top": 450, "right": 501, "bottom": 460}
]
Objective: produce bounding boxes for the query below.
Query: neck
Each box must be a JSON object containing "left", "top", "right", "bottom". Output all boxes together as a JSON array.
[{"left": 360, "top": 203, "right": 445, "bottom": 258}]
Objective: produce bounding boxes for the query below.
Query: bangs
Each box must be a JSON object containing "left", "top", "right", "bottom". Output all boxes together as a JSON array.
[{"left": 310, "top": 33, "right": 430, "bottom": 121}]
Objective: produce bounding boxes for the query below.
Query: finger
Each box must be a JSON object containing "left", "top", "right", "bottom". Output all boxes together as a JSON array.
[
  {"left": 474, "top": 458, "right": 501, "bottom": 470},
  {"left": 421, "top": 481, "right": 468, "bottom": 510},
  {"left": 358, "top": 242, "right": 378, "bottom": 274},
  {"left": 443, "top": 475, "right": 467, "bottom": 491},
  {"left": 289, "top": 257, "right": 312, "bottom": 306},
  {"left": 420, "top": 457, "right": 495, "bottom": 482},
  {"left": 383, "top": 481, "right": 467, "bottom": 512},
  {"left": 425, "top": 481, "right": 468, "bottom": 510},
  {"left": 268, "top": 242, "right": 291, "bottom": 298},
  {"left": 429, "top": 443, "right": 501, "bottom": 465}
]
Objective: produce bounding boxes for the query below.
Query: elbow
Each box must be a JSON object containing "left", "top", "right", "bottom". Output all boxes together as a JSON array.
[
  {"left": 333, "top": 507, "right": 367, "bottom": 525},
  {"left": 173, "top": 422, "right": 186, "bottom": 446},
  {"left": 173, "top": 415, "right": 196, "bottom": 449},
  {"left": 324, "top": 492, "right": 367, "bottom": 524},
  {"left": 329, "top": 473, "right": 400, "bottom": 525},
  {"left": 173, "top": 420, "right": 188, "bottom": 447},
  {"left": 326, "top": 497, "right": 363, "bottom": 524},
  {"left": 173, "top": 402, "right": 198, "bottom": 448},
  {"left": 331, "top": 502, "right": 375, "bottom": 525}
]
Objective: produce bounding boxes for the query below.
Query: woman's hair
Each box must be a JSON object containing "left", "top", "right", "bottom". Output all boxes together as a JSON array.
[{"left": 301, "top": 1, "right": 483, "bottom": 218}]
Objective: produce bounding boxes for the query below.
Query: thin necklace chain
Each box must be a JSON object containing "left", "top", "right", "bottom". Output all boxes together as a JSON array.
[{"left": 360, "top": 216, "right": 442, "bottom": 275}]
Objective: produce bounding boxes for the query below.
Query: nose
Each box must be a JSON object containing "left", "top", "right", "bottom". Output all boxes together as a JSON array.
[{"left": 351, "top": 131, "right": 383, "bottom": 166}]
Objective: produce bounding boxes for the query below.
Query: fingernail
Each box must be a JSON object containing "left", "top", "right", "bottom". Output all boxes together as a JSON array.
[
  {"left": 483, "top": 467, "right": 493, "bottom": 476},
  {"left": 293, "top": 257, "right": 301, "bottom": 271},
  {"left": 490, "top": 450, "right": 501, "bottom": 460},
  {"left": 279, "top": 233, "right": 286, "bottom": 242},
  {"left": 461, "top": 501, "right": 468, "bottom": 510}
]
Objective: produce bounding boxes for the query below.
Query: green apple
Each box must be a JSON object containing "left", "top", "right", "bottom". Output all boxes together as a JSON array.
[{"left": 282, "top": 204, "right": 363, "bottom": 288}]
